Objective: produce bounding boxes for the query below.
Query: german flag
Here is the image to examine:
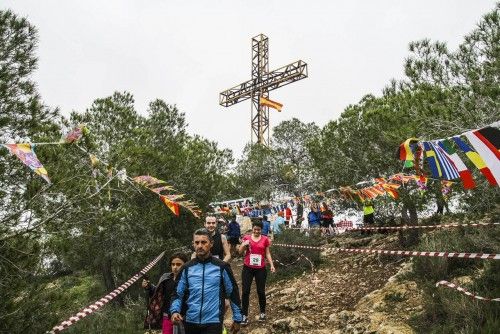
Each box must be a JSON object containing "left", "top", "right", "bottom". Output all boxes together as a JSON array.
[
  {"left": 160, "top": 195, "right": 180, "bottom": 216},
  {"left": 453, "top": 136, "right": 497, "bottom": 186},
  {"left": 259, "top": 96, "right": 283, "bottom": 112}
]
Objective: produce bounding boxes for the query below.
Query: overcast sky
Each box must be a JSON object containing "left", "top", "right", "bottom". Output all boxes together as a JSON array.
[{"left": 3, "top": 1, "right": 496, "bottom": 156}]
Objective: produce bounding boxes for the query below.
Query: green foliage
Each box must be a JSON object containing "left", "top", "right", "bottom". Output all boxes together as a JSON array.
[
  {"left": 269, "top": 229, "right": 322, "bottom": 283},
  {"left": 231, "top": 118, "right": 320, "bottom": 201},
  {"left": 409, "top": 214, "right": 500, "bottom": 333},
  {"left": 384, "top": 291, "right": 406, "bottom": 303}
]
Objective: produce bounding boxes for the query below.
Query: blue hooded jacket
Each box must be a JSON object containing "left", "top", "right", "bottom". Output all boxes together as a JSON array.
[{"left": 170, "top": 256, "right": 242, "bottom": 325}]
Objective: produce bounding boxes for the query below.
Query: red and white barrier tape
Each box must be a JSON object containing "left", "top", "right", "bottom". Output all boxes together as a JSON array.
[
  {"left": 274, "top": 254, "right": 315, "bottom": 271},
  {"left": 48, "top": 251, "right": 166, "bottom": 334},
  {"left": 272, "top": 243, "right": 500, "bottom": 260},
  {"left": 285, "top": 222, "right": 499, "bottom": 232},
  {"left": 346, "top": 222, "right": 500, "bottom": 232},
  {"left": 436, "top": 280, "right": 500, "bottom": 302}
]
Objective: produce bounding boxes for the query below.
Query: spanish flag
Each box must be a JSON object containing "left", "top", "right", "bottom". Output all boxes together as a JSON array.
[
  {"left": 259, "top": 96, "right": 283, "bottom": 112},
  {"left": 160, "top": 195, "right": 180, "bottom": 216}
]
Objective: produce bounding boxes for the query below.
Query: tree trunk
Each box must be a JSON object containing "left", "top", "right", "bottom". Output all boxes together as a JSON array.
[
  {"left": 399, "top": 201, "right": 419, "bottom": 247},
  {"left": 101, "top": 258, "right": 124, "bottom": 307}
]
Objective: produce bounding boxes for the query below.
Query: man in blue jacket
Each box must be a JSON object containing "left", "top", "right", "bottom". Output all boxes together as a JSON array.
[{"left": 171, "top": 228, "right": 242, "bottom": 334}]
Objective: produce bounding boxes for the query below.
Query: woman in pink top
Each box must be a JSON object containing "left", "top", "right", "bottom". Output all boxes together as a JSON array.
[{"left": 238, "top": 220, "right": 275, "bottom": 326}]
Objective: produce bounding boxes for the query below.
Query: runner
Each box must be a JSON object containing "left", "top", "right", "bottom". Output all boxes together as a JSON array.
[
  {"left": 193, "top": 216, "right": 231, "bottom": 262},
  {"left": 171, "top": 229, "right": 242, "bottom": 334},
  {"left": 238, "top": 221, "right": 275, "bottom": 326},
  {"left": 307, "top": 203, "right": 321, "bottom": 229},
  {"left": 271, "top": 211, "right": 285, "bottom": 237},
  {"left": 142, "top": 252, "right": 189, "bottom": 334},
  {"left": 284, "top": 205, "right": 292, "bottom": 227},
  {"left": 320, "top": 202, "right": 334, "bottom": 236},
  {"left": 227, "top": 216, "right": 241, "bottom": 258},
  {"left": 261, "top": 215, "right": 271, "bottom": 236}
]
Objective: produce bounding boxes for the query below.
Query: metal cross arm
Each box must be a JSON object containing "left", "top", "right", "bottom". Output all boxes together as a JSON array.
[{"left": 219, "top": 60, "right": 308, "bottom": 107}]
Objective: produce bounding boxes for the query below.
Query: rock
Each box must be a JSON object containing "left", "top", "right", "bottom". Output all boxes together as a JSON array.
[
  {"left": 248, "top": 329, "right": 269, "bottom": 334},
  {"left": 279, "top": 287, "right": 297, "bottom": 295}
]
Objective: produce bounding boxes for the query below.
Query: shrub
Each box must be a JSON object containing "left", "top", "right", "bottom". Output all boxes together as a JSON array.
[{"left": 269, "top": 229, "right": 322, "bottom": 282}]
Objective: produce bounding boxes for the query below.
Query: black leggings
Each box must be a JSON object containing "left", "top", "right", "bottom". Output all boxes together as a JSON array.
[{"left": 241, "top": 265, "right": 267, "bottom": 316}]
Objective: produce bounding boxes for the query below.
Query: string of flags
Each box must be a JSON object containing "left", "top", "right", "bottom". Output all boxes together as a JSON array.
[
  {"left": 399, "top": 123, "right": 500, "bottom": 188},
  {"left": 132, "top": 175, "right": 200, "bottom": 218},
  {"left": 1, "top": 125, "right": 89, "bottom": 184},
  {"left": 1, "top": 125, "right": 200, "bottom": 218}
]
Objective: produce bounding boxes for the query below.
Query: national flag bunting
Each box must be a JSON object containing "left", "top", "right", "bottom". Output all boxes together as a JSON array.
[
  {"left": 438, "top": 139, "right": 475, "bottom": 189},
  {"left": 452, "top": 136, "right": 497, "bottom": 186},
  {"left": 430, "top": 141, "right": 459, "bottom": 180},
  {"left": 464, "top": 129, "right": 500, "bottom": 186},
  {"left": 259, "top": 96, "right": 283, "bottom": 112},
  {"left": 399, "top": 138, "right": 419, "bottom": 167},
  {"left": 423, "top": 142, "right": 442, "bottom": 178},
  {"left": 160, "top": 195, "right": 180, "bottom": 216}
]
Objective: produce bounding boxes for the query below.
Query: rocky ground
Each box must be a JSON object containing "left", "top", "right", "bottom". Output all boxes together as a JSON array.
[{"left": 227, "top": 233, "right": 425, "bottom": 334}]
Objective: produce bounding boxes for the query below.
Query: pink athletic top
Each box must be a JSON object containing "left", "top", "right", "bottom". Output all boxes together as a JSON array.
[{"left": 242, "top": 235, "right": 271, "bottom": 269}]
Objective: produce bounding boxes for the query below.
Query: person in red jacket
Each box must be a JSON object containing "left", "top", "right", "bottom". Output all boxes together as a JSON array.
[
  {"left": 285, "top": 205, "right": 293, "bottom": 227},
  {"left": 320, "top": 202, "right": 334, "bottom": 236}
]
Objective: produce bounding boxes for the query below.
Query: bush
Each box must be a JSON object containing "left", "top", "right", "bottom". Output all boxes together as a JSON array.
[
  {"left": 410, "top": 219, "right": 500, "bottom": 333},
  {"left": 270, "top": 229, "right": 322, "bottom": 282}
]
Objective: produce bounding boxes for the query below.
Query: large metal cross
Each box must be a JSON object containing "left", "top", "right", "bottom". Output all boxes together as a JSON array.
[{"left": 219, "top": 34, "right": 308, "bottom": 146}]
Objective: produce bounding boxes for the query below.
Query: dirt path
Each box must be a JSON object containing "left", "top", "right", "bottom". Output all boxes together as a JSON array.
[{"left": 226, "top": 235, "right": 405, "bottom": 333}]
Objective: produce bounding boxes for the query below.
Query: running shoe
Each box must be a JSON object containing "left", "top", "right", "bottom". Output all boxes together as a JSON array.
[
  {"left": 258, "top": 313, "right": 266, "bottom": 321},
  {"left": 241, "top": 315, "right": 249, "bottom": 326}
]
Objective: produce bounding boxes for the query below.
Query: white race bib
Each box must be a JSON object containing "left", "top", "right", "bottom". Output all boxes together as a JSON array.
[{"left": 249, "top": 254, "right": 262, "bottom": 266}]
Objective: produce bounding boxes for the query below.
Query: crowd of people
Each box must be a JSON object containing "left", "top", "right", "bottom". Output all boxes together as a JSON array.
[
  {"left": 142, "top": 216, "right": 275, "bottom": 334},
  {"left": 142, "top": 201, "right": 375, "bottom": 334}
]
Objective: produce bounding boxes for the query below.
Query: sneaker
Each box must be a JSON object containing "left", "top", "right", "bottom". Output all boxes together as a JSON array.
[
  {"left": 258, "top": 313, "right": 266, "bottom": 322},
  {"left": 241, "top": 315, "right": 249, "bottom": 326}
]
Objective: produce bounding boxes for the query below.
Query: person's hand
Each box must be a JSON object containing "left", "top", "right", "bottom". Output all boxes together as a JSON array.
[
  {"left": 270, "top": 265, "right": 276, "bottom": 273},
  {"left": 242, "top": 240, "right": 250, "bottom": 247},
  {"left": 171, "top": 312, "right": 183, "bottom": 323},
  {"left": 141, "top": 279, "right": 150, "bottom": 288},
  {"left": 231, "top": 321, "right": 241, "bottom": 333}
]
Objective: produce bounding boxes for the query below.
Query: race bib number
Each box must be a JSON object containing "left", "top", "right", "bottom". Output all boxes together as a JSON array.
[{"left": 249, "top": 254, "right": 262, "bottom": 266}]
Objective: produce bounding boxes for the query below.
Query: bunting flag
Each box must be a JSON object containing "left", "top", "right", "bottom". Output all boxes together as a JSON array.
[
  {"left": 133, "top": 175, "right": 165, "bottom": 187},
  {"left": 452, "top": 136, "right": 497, "bottom": 186},
  {"left": 415, "top": 175, "right": 428, "bottom": 194},
  {"left": 2, "top": 144, "right": 50, "bottom": 183},
  {"left": 63, "top": 125, "right": 87, "bottom": 143},
  {"left": 441, "top": 180, "right": 453, "bottom": 196},
  {"left": 133, "top": 175, "right": 198, "bottom": 217},
  {"left": 464, "top": 129, "right": 500, "bottom": 186},
  {"left": 160, "top": 195, "right": 180, "bottom": 216},
  {"left": 390, "top": 173, "right": 416, "bottom": 183},
  {"left": 399, "top": 138, "right": 419, "bottom": 167},
  {"left": 438, "top": 139, "right": 475, "bottom": 189},
  {"left": 430, "top": 141, "right": 460, "bottom": 180},
  {"left": 475, "top": 126, "right": 500, "bottom": 157},
  {"left": 150, "top": 185, "right": 175, "bottom": 194},
  {"left": 259, "top": 96, "right": 283, "bottom": 112},
  {"left": 423, "top": 142, "right": 442, "bottom": 178},
  {"left": 375, "top": 178, "right": 400, "bottom": 199}
]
